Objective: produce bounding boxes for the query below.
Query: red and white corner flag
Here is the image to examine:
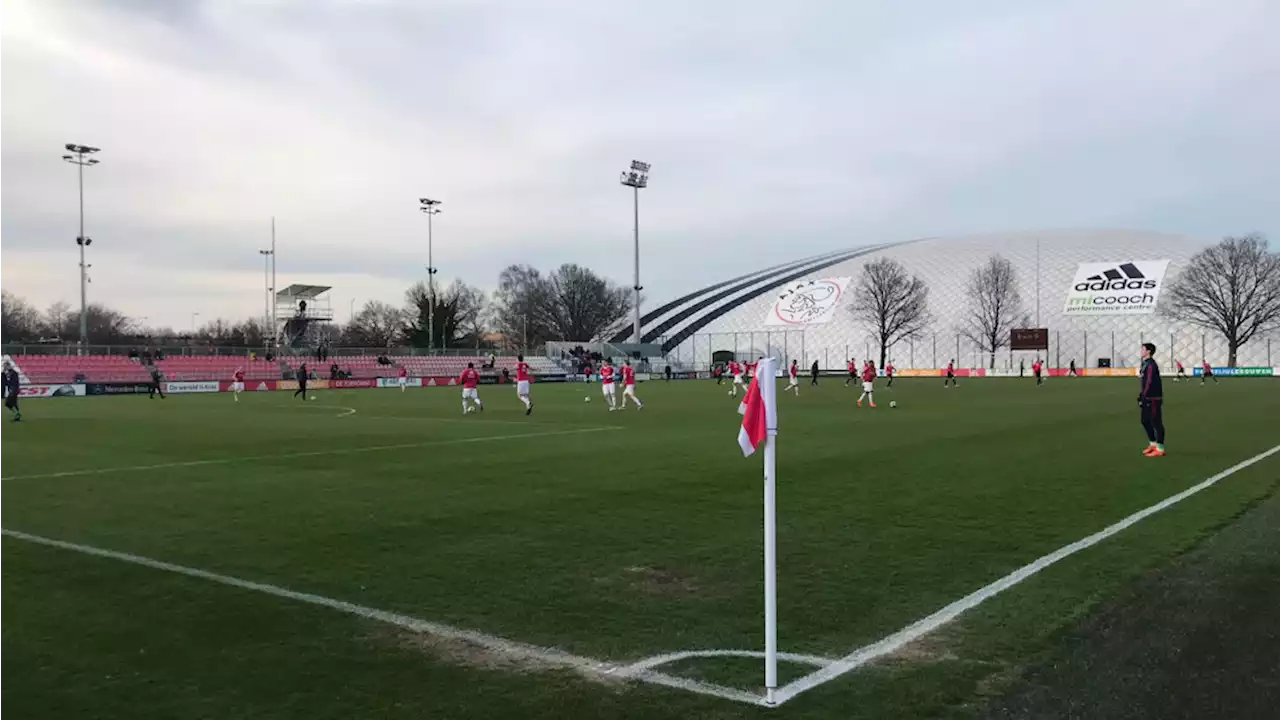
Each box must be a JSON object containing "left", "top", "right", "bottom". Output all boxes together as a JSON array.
[
  {"left": 734, "top": 357, "right": 781, "bottom": 703},
  {"left": 737, "top": 357, "right": 778, "bottom": 456}
]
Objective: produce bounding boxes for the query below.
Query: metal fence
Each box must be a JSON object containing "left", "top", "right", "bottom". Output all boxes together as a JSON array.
[
  {"left": 1, "top": 343, "right": 543, "bottom": 359},
  {"left": 658, "top": 330, "right": 1279, "bottom": 371}
]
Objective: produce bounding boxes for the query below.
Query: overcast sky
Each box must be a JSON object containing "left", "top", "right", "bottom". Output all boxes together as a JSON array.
[{"left": 3, "top": 0, "right": 1277, "bottom": 330}]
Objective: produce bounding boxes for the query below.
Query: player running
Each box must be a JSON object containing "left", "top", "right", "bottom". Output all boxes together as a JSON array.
[
  {"left": 885, "top": 361, "right": 895, "bottom": 388},
  {"left": 515, "top": 354, "right": 533, "bottom": 414},
  {"left": 293, "top": 363, "right": 308, "bottom": 401},
  {"left": 149, "top": 365, "right": 167, "bottom": 399},
  {"left": 619, "top": 360, "right": 644, "bottom": 410},
  {"left": 600, "top": 359, "right": 618, "bottom": 411},
  {"left": 232, "top": 366, "right": 245, "bottom": 402},
  {"left": 1174, "top": 360, "right": 1187, "bottom": 382},
  {"left": 458, "top": 362, "right": 483, "bottom": 413},
  {"left": 844, "top": 358, "right": 857, "bottom": 387},
  {"left": 944, "top": 359, "right": 958, "bottom": 387},
  {"left": 1138, "top": 343, "right": 1165, "bottom": 456},
  {"left": 786, "top": 359, "right": 800, "bottom": 395},
  {"left": 1201, "top": 360, "right": 1218, "bottom": 385},
  {"left": 1068, "top": 359, "right": 1079, "bottom": 377},
  {"left": 1032, "top": 358, "right": 1044, "bottom": 386},
  {"left": 857, "top": 361, "right": 877, "bottom": 407},
  {"left": 397, "top": 365, "right": 409, "bottom": 392},
  {"left": 728, "top": 360, "right": 745, "bottom": 397},
  {"left": 3, "top": 361, "right": 21, "bottom": 422}
]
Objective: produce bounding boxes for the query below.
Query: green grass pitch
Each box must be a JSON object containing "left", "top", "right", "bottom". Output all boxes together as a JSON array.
[{"left": 3, "top": 376, "right": 1278, "bottom": 719}]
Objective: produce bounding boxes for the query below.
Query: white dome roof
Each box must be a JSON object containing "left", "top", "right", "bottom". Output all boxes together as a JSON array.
[{"left": 640, "top": 230, "right": 1275, "bottom": 369}]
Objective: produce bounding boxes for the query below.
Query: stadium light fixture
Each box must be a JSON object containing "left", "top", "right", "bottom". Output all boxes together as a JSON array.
[
  {"left": 419, "top": 198, "right": 443, "bottom": 353},
  {"left": 619, "top": 160, "right": 650, "bottom": 344},
  {"left": 62, "top": 144, "right": 101, "bottom": 351}
]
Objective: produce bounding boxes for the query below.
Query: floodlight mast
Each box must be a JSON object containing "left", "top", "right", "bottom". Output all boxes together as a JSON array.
[
  {"left": 419, "top": 198, "right": 443, "bottom": 353},
  {"left": 61, "top": 144, "right": 101, "bottom": 350},
  {"left": 619, "top": 160, "right": 650, "bottom": 345}
]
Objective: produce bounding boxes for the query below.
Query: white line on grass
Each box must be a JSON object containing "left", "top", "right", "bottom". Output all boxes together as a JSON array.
[
  {"left": 0, "top": 528, "right": 766, "bottom": 706},
  {"left": 770, "top": 442, "right": 1280, "bottom": 706},
  {"left": 0, "top": 427, "right": 621, "bottom": 481}
]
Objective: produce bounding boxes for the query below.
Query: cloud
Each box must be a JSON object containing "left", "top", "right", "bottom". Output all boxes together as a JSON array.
[{"left": 2, "top": 0, "right": 1277, "bottom": 329}]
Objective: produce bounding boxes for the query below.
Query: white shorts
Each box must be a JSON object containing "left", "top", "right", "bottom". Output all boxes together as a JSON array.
[
  {"left": 231, "top": 381, "right": 244, "bottom": 393},
  {"left": 862, "top": 381, "right": 874, "bottom": 392},
  {"left": 787, "top": 376, "right": 798, "bottom": 385},
  {"left": 516, "top": 380, "right": 530, "bottom": 395},
  {"left": 624, "top": 383, "right": 636, "bottom": 395},
  {"left": 601, "top": 384, "right": 616, "bottom": 398},
  {"left": 398, "top": 376, "right": 407, "bottom": 387},
  {"left": 462, "top": 388, "right": 478, "bottom": 400},
  {"left": 733, "top": 374, "right": 745, "bottom": 385}
]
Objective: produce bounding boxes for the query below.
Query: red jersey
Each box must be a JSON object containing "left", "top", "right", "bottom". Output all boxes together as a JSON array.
[
  {"left": 516, "top": 361, "right": 530, "bottom": 382},
  {"left": 847, "top": 360, "right": 855, "bottom": 374},
  {"left": 600, "top": 365, "right": 615, "bottom": 384},
  {"left": 1202, "top": 362, "right": 1211, "bottom": 372},
  {"left": 234, "top": 370, "right": 245, "bottom": 382},
  {"left": 1032, "top": 361, "right": 1042, "bottom": 373},
  {"left": 398, "top": 367, "right": 407, "bottom": 377},
  {"left": 886, "top": 364, "right": 895, "bottom": 376},
  {"left": 862, "top": 365, "right": 876, "bottom": 382},
  {"left": 947, "top": 362, "right": 955, "bottom": 373},
  {"left": 1176, "top": 361, "right": 1184, "bottom": 370},
  {"left": 459, "top": 368, "right": 479, "bottom": 389},
  {"left": 622, "top": 365, "right": 635, "bottom": 385},
  {"left": 729, "top": 361, "right": 741, "bottom": 376},
  {"left": 789, "top": 363, "right": 798, "bottom": 378},
  {"left": 746, "top": 361, "right": 758, "bottom": 377}
]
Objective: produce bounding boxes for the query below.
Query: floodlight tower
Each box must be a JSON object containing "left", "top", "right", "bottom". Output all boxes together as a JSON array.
[
  {"left": 419, "top": 198, "right": 443, "bottom": 353},
  {"left": 619, "top": 160, "right": 650, "bottom": 344},
  {"left": 61, "top": 144, "right": 101, "bottom": 349},
  {"left": 259, "top": 248, "right": 274, "bottom": 333}
]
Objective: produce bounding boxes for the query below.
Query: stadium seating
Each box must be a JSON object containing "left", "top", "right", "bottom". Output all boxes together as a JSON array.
[
  {"left": 154, "top": 356, "right": 279, "bottom": 381},
  {"left": 9, "top": 354, "right": 152, "bottom": 383}
]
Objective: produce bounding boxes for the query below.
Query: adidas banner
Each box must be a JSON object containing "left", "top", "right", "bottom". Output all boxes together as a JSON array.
[{"left": 1063, "top": 260, "right": 1170, "bottom": 316}]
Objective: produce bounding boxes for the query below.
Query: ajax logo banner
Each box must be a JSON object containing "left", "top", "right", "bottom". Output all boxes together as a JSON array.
[
  {"left": 764, "top": 277, "right": 852, "bottom": 326},
  {"left": 1063, "top": 260, "right": 1170, "bottom": 316}
]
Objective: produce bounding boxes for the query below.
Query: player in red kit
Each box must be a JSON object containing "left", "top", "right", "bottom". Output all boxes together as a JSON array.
[
  {"left": 232, "top": 367, "right": 245, "bottom": 402},
  {"left": 1032, "top": 359, "right": 1044, "bottom": 386},
  {"left": 845, "top": 358, "right": 857, "bottom": 387},
  {"left": 729, "top": 360, "right": 744, "bottom": 397},
  {"left": 398, "top": 364, "right": 409, "bottom": 392},
  {"left": 458, "top": 362, "right": 483, "bottom": 414},
  {"left": 1200, "top": 360, "right": 1217, "bottom": 385},
  {"left": 619, "top": 360, "right": 643, "bottom": 409},
  {"left": 599, "top": 359, "right": 618, "bottom": 410},
  {"left": 1174, "top": 360, "right": 1187, "bottom": 382},
  {"left": 514, "top": 354, "right": 533, "bottom": 414},
  {"left": 885, "top": 361, "right": 895, "bottom": 388},
  {"left": 786, "top": 359, "right": 800, "bottom": 395},
  {"left": 944, "top": 359, "right": 958, "bottom": 387},
  {"left": 857, "top": 361, "right": 877, "bottom": 407}
]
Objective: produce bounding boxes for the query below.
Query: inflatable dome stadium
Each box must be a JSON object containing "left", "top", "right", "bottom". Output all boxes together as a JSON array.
[{"left": 622, "top": 230, "right": 1276, "bottom": 372}]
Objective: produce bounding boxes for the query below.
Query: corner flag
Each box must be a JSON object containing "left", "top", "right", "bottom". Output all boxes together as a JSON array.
[{"left": 735, "top": 357, "right": 780, "bottom": 703}]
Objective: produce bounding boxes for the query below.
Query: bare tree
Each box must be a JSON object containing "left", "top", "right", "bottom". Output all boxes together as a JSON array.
[
  {"left": 963, "top": 254, "right": 1023, "bottom": 368},
  {"left": 1165, "top": 233, "right": 1280, "bottom": 367},
  {"left": 545, "top": 263, "right": 633, "bottom": 341},
  {"left": 853, "top": 257, "right": 932, "bottom": 366},
  {"left": 404, "top": 279, "right": 486, "bottom": 349},
  {"left": 343, "top": 301, "right": 404, "bottom": 347},
  {"left": 493, "top": 264, "right": 556, "bottom": 349},
  {"left": 1, "top": 291, "right": 43, "bottom": 343}
]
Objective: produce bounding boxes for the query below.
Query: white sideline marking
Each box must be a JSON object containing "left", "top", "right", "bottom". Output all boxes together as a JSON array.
[
  {"left": 0, "top": 427, "right": 621, "bottom": 481},
  {"left": 770, "top": 442, "right": 1280, "bottom": 706},
  {"left": 620, "top": 649, "right": 832, "bottom": 674},
  {"left": 0, "top": 528, "right": 766, "bottom": 706}
]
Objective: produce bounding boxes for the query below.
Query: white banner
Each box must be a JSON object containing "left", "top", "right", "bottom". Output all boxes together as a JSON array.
[
  {"left": 377, "top": 377, "right": 422, "bottom": 388},
  {"left": 17, "top": 383, "right": 86, "bottom": 398},
  {"left": 1063, "top": 260, "right": 1170, "bottom": 316},
  {"left": 164, "top": 381, "right": 220, "bottom": 394},
  {"left": 763, "top": 277, "right": 852, "bottom": 326}
]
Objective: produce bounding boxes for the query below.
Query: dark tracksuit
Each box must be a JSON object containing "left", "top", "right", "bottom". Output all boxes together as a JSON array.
[
  {"left": 810, "top": 362, "right": 820, "bottom": 386},
  {"left": 1139, "top": 357, "right": 1165, "bottom": 445},
  {"left": 295, "top": 366, "right": 309, "bottom": 399},
  {"left": 149, "top": 369, "right": 166, "bottom": 399},
  {"left": 3, "top": 368, "right": 21, "bottom": 420}
]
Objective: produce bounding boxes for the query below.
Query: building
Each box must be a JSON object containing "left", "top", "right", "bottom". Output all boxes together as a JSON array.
[{"left": 629, "top": 230, "right": 1277, "bottom": 370}]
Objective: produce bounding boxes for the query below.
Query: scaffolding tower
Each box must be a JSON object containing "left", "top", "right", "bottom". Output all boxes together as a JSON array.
[{"left": 274, "top": 284, "right": 334, "bottom": 350}]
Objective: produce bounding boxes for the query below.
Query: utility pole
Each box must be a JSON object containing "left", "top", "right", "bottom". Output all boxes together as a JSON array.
[
  {"left": 419, "top": 198, "right": 443, "bottom": 353},
  {"left": 619, "top": 160, "right": 650, "bottom": 345},
  {"left": 61, "top": 144, "right": 101, "bottom": 351}
]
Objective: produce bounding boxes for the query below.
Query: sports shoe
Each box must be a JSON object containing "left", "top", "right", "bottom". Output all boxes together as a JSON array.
[
  {"left": 1142, "top": 446, "right": 1157, "bottom": 456},
  {"left": 1148, "top": 448, "right": 1165, "bottom": 457}
]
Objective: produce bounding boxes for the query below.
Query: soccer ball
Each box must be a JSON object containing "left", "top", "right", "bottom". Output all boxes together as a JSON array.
[
  {"left": 309, "top": 396, "right": 317, "bottom": 401},
  {"left": 889, "top": 401, "right": 897, "bottom": 408},
  {"left": 584, "top": 396, "right": 591, "bottom": 402}
]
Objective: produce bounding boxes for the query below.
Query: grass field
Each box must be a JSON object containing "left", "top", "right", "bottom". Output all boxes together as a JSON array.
[{"left": 3, "top": 375, "right": 1278, "bottom": 719}]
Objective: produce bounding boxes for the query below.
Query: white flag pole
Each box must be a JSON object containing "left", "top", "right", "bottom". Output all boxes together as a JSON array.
[{"left": 760, "top": 357, "right": 780, "bottom": 704}]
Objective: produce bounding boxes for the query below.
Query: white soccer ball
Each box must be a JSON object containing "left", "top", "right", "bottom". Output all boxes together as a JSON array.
[
  {"left": 309, "top": 396, "right": 317, "bottom": 400},
  {"left": 889, "top": 400, "right": 897, "bottom": 408},
  {"left": 584, "top": 396, "right": 591, "bottom": 402}
]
